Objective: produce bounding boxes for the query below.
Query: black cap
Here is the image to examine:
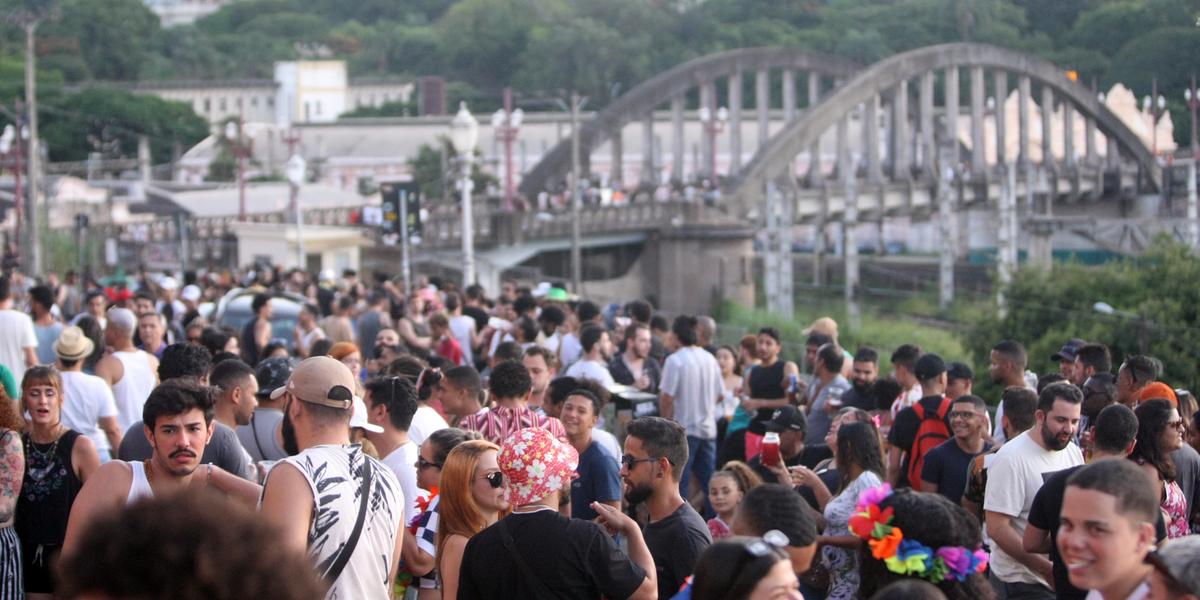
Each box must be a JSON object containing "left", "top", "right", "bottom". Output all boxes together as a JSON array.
[
  {"left": 914, "top": 353, "right": 947, "bottom": 381},
  {"left": 763, "top": 405, "right": 807, "bottom": 433},
  {"left": 1050, "top": 339, "right": 1086, "bottom": 363},
  {"left": 255, "top": 356, "right": 295, "bottom": 398}
]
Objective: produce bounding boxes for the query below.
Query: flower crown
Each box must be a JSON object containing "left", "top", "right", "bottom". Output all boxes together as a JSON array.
[{"left": 849, "top": 484, "right": 989, "bottom": 584}]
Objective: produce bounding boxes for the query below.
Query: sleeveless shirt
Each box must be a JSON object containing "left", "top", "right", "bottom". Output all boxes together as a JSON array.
[
  {"left": 126, "top": 460, "right": 154, "bottom": 505},
  {"left": 16, "top": 430, "right": 81, "bottom": 546},
  {"left": 112, "top": 351, "right": 156, "bottom": 432},
  {"left": 747, "top": 359, "right": 787, "bottom": 425},
  {"left": 275, "top": 444, "right": 403, "bottom": 600}
]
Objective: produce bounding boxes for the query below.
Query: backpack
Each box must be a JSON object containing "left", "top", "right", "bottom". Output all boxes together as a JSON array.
[{"left": 906, "top": 396, "right": 953, "bottom": 489}]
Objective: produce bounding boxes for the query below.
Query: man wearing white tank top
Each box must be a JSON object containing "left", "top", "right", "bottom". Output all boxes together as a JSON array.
[
  {"left": 60, "top": 378, "right": 262, "bottom": 559},
  {"left": 94, "top": 308, "right": 159, "bottom": 432},
  {"left": 261, "top": 356, "right": 405, "bottom": 600}
]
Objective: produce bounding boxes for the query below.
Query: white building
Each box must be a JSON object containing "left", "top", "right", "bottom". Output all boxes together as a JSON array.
[
  {"left": 142, "top": 0, "right": 234, "bottom": 27},
  {"left": 132, "top": 60, "right": 413, "bottom": 128}
]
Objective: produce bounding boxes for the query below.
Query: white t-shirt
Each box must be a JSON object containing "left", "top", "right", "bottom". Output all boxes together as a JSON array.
[
  {"left": 60, "top": 370, "right": 119, "bottom": 452},
  {"left": 448, "top": 315, "right": 476, "bottom": 366},
  {"left": 660, "top": 346, "right": 723, "bottom": 439},
  {"left": 984, "top": 430, "right": 1084, "bottom": 586},
  {"left": 992, "top": 378, "right": 1037, "bottom": 444},
  {"left": 408, "top": 405, "right": 448, "bottom": 447},
  {"left": 0, "top": 309, "right": 37, "bottom": 383},
  {"left": 558, "top": 332, "right": 582, "bottom": 368},
  {"left": 272, "top": 444, "right": 403, "bottom": 600},
  {"left": 382, "top": 441, "right": 428, "bottom": 524},
  {"left": 563, "top": 359, "right": 616, "bottom": 388}
]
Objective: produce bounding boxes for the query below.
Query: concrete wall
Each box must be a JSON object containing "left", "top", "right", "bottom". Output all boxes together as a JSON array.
[{"left": 642, "top": 225, "right": 756, "bottom": 316}]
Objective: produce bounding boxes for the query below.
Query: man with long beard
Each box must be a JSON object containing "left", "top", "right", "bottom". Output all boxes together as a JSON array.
[
  {"left": 620, "top": 417, "right": 711, "bottom": 600},
  {"left": 985, "top": 382, "right": 1084, "bottom": 600}
]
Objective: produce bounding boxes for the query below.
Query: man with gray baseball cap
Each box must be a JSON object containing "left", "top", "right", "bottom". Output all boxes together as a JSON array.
[
  {"left": 1147, "top": 535, "right": 1200, "bottom": 600},
  {"left": 260, "top": 356, "right": 405, "bottom": 600}
]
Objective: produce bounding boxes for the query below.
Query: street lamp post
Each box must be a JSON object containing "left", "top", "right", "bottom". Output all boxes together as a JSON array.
[
  {"left": 1142, "top": 78, "right": 1167, "bottom": 158},
  {"left": 698, "top": 105, "right": 728, "bottom": 182},
  {"left": 451, "top": 102, "right": 479, "bottom": 289},
  {"left": 491, "top": 88, "right": 524, "bottom": 212},
  {"left": 286, "top": 153, "right": 306, "bottom": 271},
  {"left": 225, "top": 116, "right": 250, "bottom": 221},
  {"left": 1094, "top": 301, "right": 1148, "bottom": 354}
]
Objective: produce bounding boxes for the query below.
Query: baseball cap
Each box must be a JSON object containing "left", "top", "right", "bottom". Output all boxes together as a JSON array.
[
  {"left": 1147, "top": 536, "right": 1200, "bottom": 596},
  {"left": 914, "top": 353, "right": 947, "bottom": 381},
  {"left": 181, "top": 284, "right": 202, "bottom": 303},
  {"left": 801, "top": 316, "right": 838, "bottom": 337},
  {"left": 54, "top": 326, "right": 94, "bottom": 361},
  {"left": 255, "top": 357, "right": 294, "bottom": 399},
  {"left": 763, "top": 406, "right": 807, "bottom": 433},
  {"left": 269, "top": 356, "right": 356, "bottom": 409},
  {"left": 1050, "top": 339, "right": 1086, "bottom": 363},
  {"left": 350, "top": 396, "right": 384, "bottom": 434}
]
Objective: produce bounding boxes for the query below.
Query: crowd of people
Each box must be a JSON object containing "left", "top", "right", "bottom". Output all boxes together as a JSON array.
[{"left": 0, "top": 265, "right": 1197, "bottom": 600}]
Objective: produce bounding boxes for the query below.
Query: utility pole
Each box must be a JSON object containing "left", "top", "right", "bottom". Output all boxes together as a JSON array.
[
  {"left": 569, "top": 91, "right": 583, "bottom": 294},
  {"left": 24, "top": 21, "right": 41, "bottom": 275}
]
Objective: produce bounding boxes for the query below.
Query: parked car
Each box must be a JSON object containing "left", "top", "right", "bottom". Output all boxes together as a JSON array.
[{"left": 211, "top": 288, "right": 306, "bottom": 352}]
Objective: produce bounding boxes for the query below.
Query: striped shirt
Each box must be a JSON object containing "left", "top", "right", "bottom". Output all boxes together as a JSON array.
[{"left": 458, "top": 405, "right": 567, "bottom": 444}]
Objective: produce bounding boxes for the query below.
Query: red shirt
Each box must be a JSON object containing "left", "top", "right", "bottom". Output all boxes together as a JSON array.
[
  {"left": 457, "top": 405, "right": 567, "bottom": 445},
  {"left": 436, "top": 337, "right": 464, "bottom": 366}
]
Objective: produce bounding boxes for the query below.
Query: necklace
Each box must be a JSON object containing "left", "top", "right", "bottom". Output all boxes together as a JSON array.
[{"left": 23, "top": 428, "right": 63, "bottom": 484}]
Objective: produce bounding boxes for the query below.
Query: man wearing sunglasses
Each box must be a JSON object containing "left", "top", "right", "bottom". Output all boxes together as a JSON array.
[
  {"left": 623, "top": 417, "right": 712, "bottom": 600},
  {"left": 260, "top": 356, "right": 405, "bottom": 600},
  {"left": 1056, "top": 458, "right": 1158, "bottom": 600}
]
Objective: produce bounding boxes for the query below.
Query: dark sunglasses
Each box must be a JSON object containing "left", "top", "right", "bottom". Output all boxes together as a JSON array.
[
  {"left": 416, "top": 456, "right": 441, "bottom": 470},
  {"left": 480, "top": 471, "right": 505, "bottom": 489},
  {"left": 621, "top": 454, "right": 673, "bottom": 469}
]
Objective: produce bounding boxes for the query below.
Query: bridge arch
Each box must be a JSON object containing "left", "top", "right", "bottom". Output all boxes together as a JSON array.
[
  {"left": 724, "top": 43, "right": 1162, "bottom": 215},
  {"left": 517, "top": 47, "right": 859, "bottom": 198}
]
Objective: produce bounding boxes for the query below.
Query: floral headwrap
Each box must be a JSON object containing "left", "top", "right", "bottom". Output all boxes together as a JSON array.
[
  {"left": 498, "top": 427, "right": 579, "bottom": 506},
  {"left": 849, "top": 484, "right": 989, "bottom": 584}
]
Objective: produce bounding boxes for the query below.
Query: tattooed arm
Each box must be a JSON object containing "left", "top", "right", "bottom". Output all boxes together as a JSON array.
[{"left": 0, "top": 430, "right": 24, "bottom": 528}]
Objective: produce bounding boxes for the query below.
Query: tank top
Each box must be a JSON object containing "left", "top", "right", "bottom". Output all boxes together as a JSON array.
[
  {"left": 15, "top": 430, "right": 81, "bottom": 546},
  {"left": 126, "top": 460, "right": 154, "bottom": 505},
  {"left": 278, "top": 444, "right": 403, "bottom": 599},
  {"left": 112, "top": 350, "right": 156, "bottom": 432},
  {"left": 747, "top": 359, "right": 787, "bottom": 424}
]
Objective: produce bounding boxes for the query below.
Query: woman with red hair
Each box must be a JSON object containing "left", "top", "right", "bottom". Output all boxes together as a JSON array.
[{"left": 436, "top": 439, "right": 509, "bottom": 600}]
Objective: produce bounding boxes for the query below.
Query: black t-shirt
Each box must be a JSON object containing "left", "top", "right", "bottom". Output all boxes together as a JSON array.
[
  {"left": 463, "top": 305, "right": 489, "bottom": 334},
  {"left": 1027, "top": 465, "right": 1168, "bottom": 600},
  {"left": 841, "top": 385, "right": 876, "bottom": 411},
  {"left": 644, "top": 502, "right": 712, "bottom": 599},
  {"left": 458, "top": 511, "right": 646, "bottom": 600},
  {"left": 919, "top": 438, "right": 992, "bottom": 505},
  {"left": 748, "top": 452, "right": 804, "bottom": 487},
  {"left": 886, "top": 395, "right": 951, "bottom": 486}
]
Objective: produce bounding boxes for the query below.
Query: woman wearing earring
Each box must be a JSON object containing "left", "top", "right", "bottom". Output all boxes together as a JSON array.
[
  {"left": 15, "top": 366, "right": 101, "bottom": 599},
  {"left": 437, "top": 439, "right": 509, "bottom": 600}
]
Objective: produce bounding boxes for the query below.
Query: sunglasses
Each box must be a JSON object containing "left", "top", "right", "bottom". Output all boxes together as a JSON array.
[
  {"left": 621, "top": 454, "right": 674, "bottom": 469},
  {"left": 416, "top": 456, "right": 441, "bottom": 470},
  {"left": 479, "top": 471, "right": 505, "bottom": 489}
]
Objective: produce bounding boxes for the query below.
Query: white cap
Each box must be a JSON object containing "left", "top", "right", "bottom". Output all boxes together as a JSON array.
[
  {"left": 532, "top": 281, "right": 552, "bottom": 298},
  {"left": 159, "top": 276, "right": 178, "bottom": 291},
  {"left": 349, "top": 395, "right": 384, "bottom": 434},
  {"left": 181, "top": 285, "right": 202, "bottom": 302}
]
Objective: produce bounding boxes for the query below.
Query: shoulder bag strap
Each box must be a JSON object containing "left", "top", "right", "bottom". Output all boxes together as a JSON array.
[
  {"left": 321, "top": 458, "right": 373, "bottom": 585},
  {"left": 496, "top": 518, "right": 557, "bottom": 597}
]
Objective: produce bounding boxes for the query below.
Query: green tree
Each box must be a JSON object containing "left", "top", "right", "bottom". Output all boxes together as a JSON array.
[
  {"left": 968, "top": 238, "right": 1200, "bottom": 396},
  {"left": 435, "top": 0, "right": 542, "bottom": 90},
  {"left": 39, "top": 87, "right": 208, "bottom": 163},
  {"left": 43, "top": 0, "right": 159, "bottom": 81}
]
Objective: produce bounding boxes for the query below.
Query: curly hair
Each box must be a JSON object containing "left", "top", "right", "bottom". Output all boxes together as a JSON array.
[
  {"left": 858, "top": 489, "right": 993, "bottom": 600},
  {"left": 0, "top": 386, "right": 21, "bottom": 432},
  {"left": 57, "top": 492, "right": 324, "bottom": 600},
  {"left": 712, "top": 460, "right": 763, "bottom": 494},
  {"left": 1130, "top": 398, "right": 1178, "bottom": 482}
]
